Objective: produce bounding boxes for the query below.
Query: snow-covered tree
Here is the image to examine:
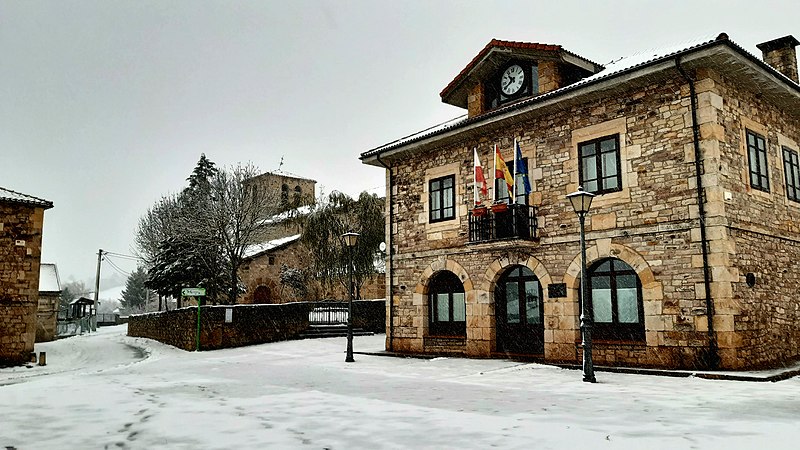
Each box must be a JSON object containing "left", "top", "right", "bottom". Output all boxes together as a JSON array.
[
  {"left": 120, "top": 266, "right": 149, "bottom": 312},
  {"left": 137, "top": 157, "right": 279, "bottom": 305}
]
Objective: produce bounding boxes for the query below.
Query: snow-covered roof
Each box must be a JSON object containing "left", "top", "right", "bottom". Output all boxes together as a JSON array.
[
  {"left": 243, "top": 234, "right": 302, "bottom": 260},
  {"left": 361, "top": 33, "right": 799, "bottom": 162},
  {"left": 38, "top": 263, "right": 61, "bottom": 293},
  {"left": 257, "top": 205, "right": 312, "bottom": 226},
  {"left": 0, "top": 186, "right": 53, "bottom": 209}
]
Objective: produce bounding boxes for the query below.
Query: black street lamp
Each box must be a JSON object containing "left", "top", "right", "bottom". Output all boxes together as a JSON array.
[
  {"left": 341, "top": 231, "right": 360, "bottom": 363},
  {"left": 567, "top": 186, "right": 596, "bottom": 383}
]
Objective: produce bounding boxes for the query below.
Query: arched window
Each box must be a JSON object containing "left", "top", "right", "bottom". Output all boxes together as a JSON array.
[
  {"left": 281, "top": 184, "right": 289, "bottom": 204},
  {"left": 428, "top": 270, "right": 466, "bottom": 337},
  {"left": 294, "top": 185, "right": 302, "bottom": 205},
  {"left": 587, "top": 258, "right": 644, "bottom": 341}
]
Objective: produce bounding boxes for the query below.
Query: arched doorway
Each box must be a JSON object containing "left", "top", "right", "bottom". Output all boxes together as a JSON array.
[
  {"left": 495, "top": 265, "right": 544, "bottom": 355},
  {"left": 253, "top": 285, "right": 273, "bottom": 304}
]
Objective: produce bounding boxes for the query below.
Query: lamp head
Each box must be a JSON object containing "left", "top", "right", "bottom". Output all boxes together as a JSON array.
[
  {"left": 566, "top": 186, "right": 595, "bottom": 215},
  {"left": 341, "top": 231, "right": 360, "bottom": 248}
]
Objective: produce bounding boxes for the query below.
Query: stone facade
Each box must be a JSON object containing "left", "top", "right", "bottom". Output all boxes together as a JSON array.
[
  {"left": 0, "top": 189, "right": 53, "bottom": 366},
  {"left": 362, "top": 35, "right": 800, "bottom": 370},
  {"left": 244, "top": 170, "right": 316, "bottom": 212}
]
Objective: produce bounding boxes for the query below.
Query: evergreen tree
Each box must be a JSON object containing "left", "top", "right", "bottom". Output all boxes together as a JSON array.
[{"left": 120, "top": 266, "right": 149, "bottom": 312}]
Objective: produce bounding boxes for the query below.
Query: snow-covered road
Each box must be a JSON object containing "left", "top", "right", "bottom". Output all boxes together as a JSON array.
[{"left": 1, "top": 325, "right": 798, "bottom": 449}]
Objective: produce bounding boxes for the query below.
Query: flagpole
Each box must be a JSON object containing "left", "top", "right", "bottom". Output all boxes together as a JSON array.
[
  {"left": 512, "top": 138, "right": 518, "bottom": 205},
  {"left": 473, "top": 147, "right": 478, "bottom": 206},
  {"left": 492, "top": 144, "right": 497, "bottom": 202}
]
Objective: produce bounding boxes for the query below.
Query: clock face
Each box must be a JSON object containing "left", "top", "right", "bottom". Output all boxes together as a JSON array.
[{"left": 500, "top": 64, "right": 525, "bottom": 96}]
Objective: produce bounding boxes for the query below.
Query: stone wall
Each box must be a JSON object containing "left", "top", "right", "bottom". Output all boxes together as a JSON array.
[
  {"left": 128, "top": 300, "right": 386, "bottom": 351},
  {"left": 36, "top": 292, "right": 59, "bottom": 342},
  {"left": 0, "top": 203, "right": 46, "bottom": 366},
  {"left": 128, "top": 303, "right": 310, "bottom": 351},
  {"left": 352, "top": 299, "right": 386, "bottom": 334},
  {"left": 708, "top": 67, "right": 800, "bottom": 368}
]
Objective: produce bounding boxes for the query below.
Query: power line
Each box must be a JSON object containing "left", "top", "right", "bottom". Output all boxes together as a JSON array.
[
  {"left": 104, "top": 257, "right": 131, "bottom": 277},
  {"left": 104, "top": 250, "right": 143, "bottom": 261}
]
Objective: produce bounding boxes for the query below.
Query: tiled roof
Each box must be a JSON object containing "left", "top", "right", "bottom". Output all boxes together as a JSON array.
[
  {"left": 362, "top": 33, "right": 800, "bottom": 160},
  {"left": 0, "top": 186, "right": 53, "bottom": 209}
]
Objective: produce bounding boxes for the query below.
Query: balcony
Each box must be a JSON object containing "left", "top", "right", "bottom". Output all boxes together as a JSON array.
[{"left": 468, "top": 203, "right": 538, "bottom": 243}]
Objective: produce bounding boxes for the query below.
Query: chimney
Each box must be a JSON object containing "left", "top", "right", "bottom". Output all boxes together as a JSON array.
[{"left": 756, "top": 35, "right": 799, "bottom": 83}]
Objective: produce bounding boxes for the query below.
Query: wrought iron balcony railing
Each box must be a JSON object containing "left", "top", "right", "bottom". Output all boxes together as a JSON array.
[{"left": 468, "top": 203, "right": 538, "bottom": 243}]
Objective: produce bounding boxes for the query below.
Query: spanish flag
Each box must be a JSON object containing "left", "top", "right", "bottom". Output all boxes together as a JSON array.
[{"left": 494, "top": 144, "right": 514, "bottom": 194}]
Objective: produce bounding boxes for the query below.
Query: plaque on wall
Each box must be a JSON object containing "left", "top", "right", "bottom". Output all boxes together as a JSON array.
[{"left": 548, "top": 283, "right": 567, "bottom": 298}]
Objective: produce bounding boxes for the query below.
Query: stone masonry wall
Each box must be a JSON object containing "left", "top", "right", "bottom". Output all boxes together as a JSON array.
[
  {"left": 128, "top": 303, "right": 311, "bottom": 351},
  {"left": 128, "top": 300, "right": 386, "bottom": 351},
  {"left": 36, "top": 292, "right": 59, "bottom": 342},
  {"left": 708, "top": 68, "right": 800, "bottom": 368},
  {"left": 0, "top": 203, "right": 46, "bottom": 366},
  {"left": 385, "top": 72, "right": 726, "bottom": 369}
]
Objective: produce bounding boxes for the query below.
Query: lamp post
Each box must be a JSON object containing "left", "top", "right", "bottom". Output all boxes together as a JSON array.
[
  {"left": 567, "top": 186, "right": 596, "bottom": 383},
  {"left": 341, "top": 231, "right": 360, "bottom": 363}
]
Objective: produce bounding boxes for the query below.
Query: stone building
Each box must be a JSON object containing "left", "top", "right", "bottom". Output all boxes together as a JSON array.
[
  {"left": 240, "top": 234, "right": 304, "bottom": 304},
  {"left": 239, "top": 234, "right": 386, "bottom": 304},
  {"left": 36, "top": 262, "right": 61, "bottom": 342},
  {"left": 0, "top": 187, "right": 53, "bottom": 366},
  {"left": 244, "top": 170, "right": 316, "bottom": 243},
  {"left": 245, "top": 170, "right": 316, "bottom": 210},
  {"left": 360, "top": 34, "right": 800, "bottom": 370}
]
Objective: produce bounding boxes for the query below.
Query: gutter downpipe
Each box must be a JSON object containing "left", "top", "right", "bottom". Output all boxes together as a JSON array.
[
  {"left": 376, "top": 153, "right": 394, "bottom": 351},
  {"left": 675, "top": 56, "right": 720, "bottom": 370}
]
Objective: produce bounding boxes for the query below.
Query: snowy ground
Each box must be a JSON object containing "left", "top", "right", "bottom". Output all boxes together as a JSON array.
[{"left": 1, "top": 326, "right": 798, "bottom": 449}]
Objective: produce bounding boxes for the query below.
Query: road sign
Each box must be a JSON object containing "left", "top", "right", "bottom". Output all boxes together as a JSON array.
[{"left": 181, "top": 287, "right": 206, "bottom": 297}]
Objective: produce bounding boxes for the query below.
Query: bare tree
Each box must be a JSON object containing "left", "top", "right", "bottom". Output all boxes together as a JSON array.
[
  {"left": 206, "top": 163, "right": 282, "bottom": 303},
  {"left": 134, "top": 194, "right": 183, "bottom": 266}
]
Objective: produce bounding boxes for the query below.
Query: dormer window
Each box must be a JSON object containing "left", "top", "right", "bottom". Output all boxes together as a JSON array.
[{"left": 490, "top": 61, "right": 539, "bottom": 108}]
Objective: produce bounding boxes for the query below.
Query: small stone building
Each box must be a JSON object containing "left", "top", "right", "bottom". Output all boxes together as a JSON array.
[
  {"left": 360, "top": 34, "right": 800, "bottom": 370},
  {"left": 36, "top": 262, "right": 61, "bottom": 342},
  {"left": 0, "top": 187, "right": 53, "bottom": 366},
  {"left": 240, "top": 234, "right": 305, "bottom": 304}
]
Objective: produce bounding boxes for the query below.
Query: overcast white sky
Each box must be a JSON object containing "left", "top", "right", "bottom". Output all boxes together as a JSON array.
[{"left": 1, "top": 0, "right": 797, "bottom": 284}]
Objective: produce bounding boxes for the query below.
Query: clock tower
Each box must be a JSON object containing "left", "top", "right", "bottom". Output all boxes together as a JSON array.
[{"left": 439, "top": 40, "right": 603, "bottom": 118}]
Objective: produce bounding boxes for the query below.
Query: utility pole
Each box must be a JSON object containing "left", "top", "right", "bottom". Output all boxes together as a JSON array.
[{"left": 93, "top": 249, "right": 105, "bottom": 329}]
